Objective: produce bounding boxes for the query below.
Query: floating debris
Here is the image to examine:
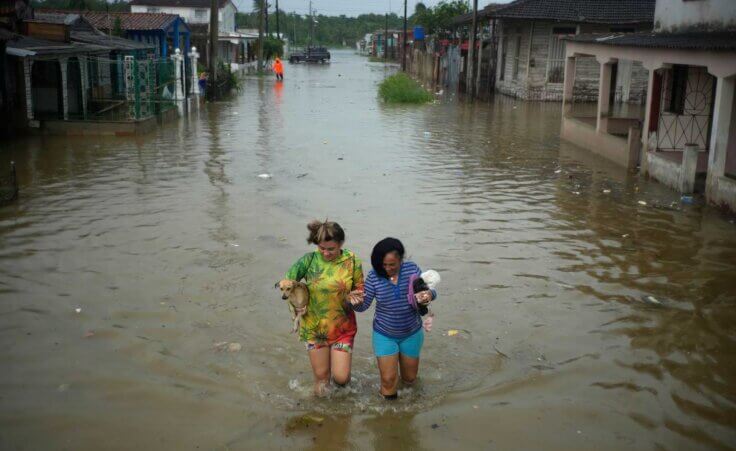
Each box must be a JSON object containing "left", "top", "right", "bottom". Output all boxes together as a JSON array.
[
  {"left": 638, "top": 200, "right": 647, "bottom": 206},
  {"left": 447, "top": 329, "right": 459, "bottom": 337},
  {"left": 554, "top": 169, "right": 562, "bottom": 174},
  {"left": 75, "top": 308, "right": 82, "bottom": 313},
  {"left": 257, "top": 174, "right": 272, "bottom": 179},
  {"left": 603, "top": 189, "right": 611, "bottom": 194},
  {"left": 213, "top": 341, "right": 242, "bottom": 352},
  {"left": 641, "top": 295, "right": 661, "bottom": 306}
]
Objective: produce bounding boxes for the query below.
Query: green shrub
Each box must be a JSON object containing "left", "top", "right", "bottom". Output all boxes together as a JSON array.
[{"left": 378, "top": 73, "right": 433, "bottom": 104}]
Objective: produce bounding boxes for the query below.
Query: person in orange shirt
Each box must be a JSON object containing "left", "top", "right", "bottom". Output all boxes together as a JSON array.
[{"left": 273, "top": 57, "right": 284, "bottom": 81}]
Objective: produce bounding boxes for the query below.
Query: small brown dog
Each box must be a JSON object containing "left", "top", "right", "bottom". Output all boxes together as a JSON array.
[{"left": 276, "top": 279, "right": 310, "bottom": 333}]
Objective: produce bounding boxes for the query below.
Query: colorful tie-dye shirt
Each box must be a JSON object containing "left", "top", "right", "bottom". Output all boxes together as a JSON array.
[{"left": 285, "top": 249, "right": 364, "bottom": 345}]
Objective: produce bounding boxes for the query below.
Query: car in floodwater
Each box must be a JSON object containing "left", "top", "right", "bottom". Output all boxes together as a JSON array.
[{"left": 288, "top": 47, "right": 331, "bottom": 64}]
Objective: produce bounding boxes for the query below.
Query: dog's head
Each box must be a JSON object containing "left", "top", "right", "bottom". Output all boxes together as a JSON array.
[{"left": 275, "top": 279, "right": 297, "bottom": 300}]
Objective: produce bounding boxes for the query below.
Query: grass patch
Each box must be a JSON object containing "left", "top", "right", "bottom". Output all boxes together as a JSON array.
[{"left": 378, "top": 73, "right": 433, "bottom": 104}]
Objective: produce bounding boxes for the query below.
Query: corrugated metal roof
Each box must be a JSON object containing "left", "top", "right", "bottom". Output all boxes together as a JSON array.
[
  {"left": 491, "top": 0, "right": 655, "bottom": 25},
  {"left": 566, "top": 31, "right": 736, "bottom": 51},
  {"left": 6, "top": 33, "right": 109, "bottom": 56},
  {"left": 71, "top": 31, "right": 156, "bottom": 51}
]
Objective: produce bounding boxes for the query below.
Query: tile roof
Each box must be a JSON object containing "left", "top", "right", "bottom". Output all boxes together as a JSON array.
[
  {"left": 565, "top": 31, "right": 736, "bottom": 51},
  {"left": 492, "top": 0, "right": 655, "bottom": 25},
  {"left": 82, "top": 11, "right": 181, "bottom": 31},
  {"left": 129, "top": 0, "right": 231, "bottom": 9}
]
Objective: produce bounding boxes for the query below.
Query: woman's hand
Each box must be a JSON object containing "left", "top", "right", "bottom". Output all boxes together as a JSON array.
[
  {"left": 347, "top": 290, "right": 364, "bottom": 307},
  {"left": 415, "top": 290, "right": 432, "bottom": 305}
]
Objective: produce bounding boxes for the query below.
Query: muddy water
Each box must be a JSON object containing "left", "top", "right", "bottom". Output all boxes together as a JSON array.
[{"left": 1, "top": 50, "right": 735, "bottom": 450}]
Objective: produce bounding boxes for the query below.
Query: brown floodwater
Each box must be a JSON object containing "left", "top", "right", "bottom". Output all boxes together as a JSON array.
[{"left": 1, "top": 50, "right": 736, "bottom": 450}]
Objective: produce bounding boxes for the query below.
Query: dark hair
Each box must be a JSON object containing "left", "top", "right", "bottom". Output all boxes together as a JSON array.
[
  {"left": 306, "top": 220, "right": 345, "bottom": 245},
  {"left": 371, "top": 237, "right": 405, "bottom": 278}
]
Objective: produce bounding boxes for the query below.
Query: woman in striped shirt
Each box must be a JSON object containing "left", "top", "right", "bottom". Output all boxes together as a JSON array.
[{"left": 353, "top": 237, "right": 436, "bottom": 399}]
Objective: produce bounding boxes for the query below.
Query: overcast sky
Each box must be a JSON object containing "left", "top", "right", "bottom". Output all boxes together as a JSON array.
[{"left": 231, "top": 0, "right": 513, "bottom": 17}]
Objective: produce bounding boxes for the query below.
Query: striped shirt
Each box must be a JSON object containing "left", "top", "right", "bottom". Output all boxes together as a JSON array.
[{"left": 354, "top": 261, "right": 437, "bottom": 338}]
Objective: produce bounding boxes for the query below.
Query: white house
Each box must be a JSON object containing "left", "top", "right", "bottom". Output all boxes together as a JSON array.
[
  {"left": 130, "top": 0, "right": 237, "bottom": 33},
  {"left": 560, "top": 0, "right": 736, "bottom": 213},
  {"left": 130, "top": 0, "right": 246, "bottom": 70}
]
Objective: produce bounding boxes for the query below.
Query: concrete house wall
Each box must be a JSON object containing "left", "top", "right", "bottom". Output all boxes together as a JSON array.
[{"left": 654, "top": 0, "right": 736, "bottom": 32}]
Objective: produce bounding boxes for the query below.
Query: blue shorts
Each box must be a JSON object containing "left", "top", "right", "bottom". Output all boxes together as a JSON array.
[{"left": 372, "top": 328, "right": 424, "bottom": 358}]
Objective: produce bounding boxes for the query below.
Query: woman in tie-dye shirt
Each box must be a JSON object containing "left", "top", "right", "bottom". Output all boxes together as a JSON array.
[{"left": 285, "top": 220, "right": 364, "bottom": 395}]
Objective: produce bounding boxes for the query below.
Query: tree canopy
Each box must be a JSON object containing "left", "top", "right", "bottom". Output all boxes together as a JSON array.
[
  {"left": 236, "top": 10, "right": 405, "bottom": 47},
  {"left": 411, "top": 0, "right": 469, "bottom": 36}
]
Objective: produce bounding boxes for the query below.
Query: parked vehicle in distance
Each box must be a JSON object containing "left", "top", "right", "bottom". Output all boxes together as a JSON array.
[{"left": 289, "top": 47, "right": 331, "bottom": 63}]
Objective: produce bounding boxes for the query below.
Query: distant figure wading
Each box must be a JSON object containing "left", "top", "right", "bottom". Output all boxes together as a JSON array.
[{"left": 273, "top": 57, "right": 284, "bottom": 81}]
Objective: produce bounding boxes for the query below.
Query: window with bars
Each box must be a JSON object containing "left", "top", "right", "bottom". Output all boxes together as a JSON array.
[{"left": 547, "top": 26, "right": 576, "bottom": 83}]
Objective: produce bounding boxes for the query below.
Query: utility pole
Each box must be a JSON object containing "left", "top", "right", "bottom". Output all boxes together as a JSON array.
[
  {"left": 257, "top": 0, "right": 264, "bottom": 71},
  {"left": 402, "top": 0, "right": 407, "bottom": 71},
  {"left": 275, "top": 0, "right": 280, "bottom": 39},
  {"left": 309, "top": 0, "right": 313, "bottom": 47},
  {"left": 466, "top": 0, "right": 478, "bottom": 97},
  {"left": 383, "top": 13, "right": 388, "bottom": 62},
  {"left": 265, "top": 1, "right": 269, "bottom": 36},
  {"left": 208, "top": 0, "right": 219, "bottom": 99}
]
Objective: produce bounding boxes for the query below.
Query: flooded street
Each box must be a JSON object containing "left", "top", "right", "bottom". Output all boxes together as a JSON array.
[{"left": 2, "top": 49, "right": 736, "bottom": 450}]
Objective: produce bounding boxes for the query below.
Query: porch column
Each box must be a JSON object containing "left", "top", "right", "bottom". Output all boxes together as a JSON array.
[
  {"left": 160, "top": 33, "right": 167, "bottom": 58},
  {"left": 59, "top": 57, "right": 69, "bottom": 120},
  {"left": 173, "top": 19, "right": 180, "bottom": 53},
  {"left": 562, "top": 55, "right": 576, "bottom": 116},
  {"left": 188, "top": 46, "right": 200, "bottom": 95},
  {"left": 78, "top": 56, "right": 89, "bottom": 119},
  {"left": 706, "top": 75, "right": 736, "bottom": 197},
  {"left": 172, "top": 48, "right": 184, "bottom": 100},
  {"left": 23, "top": 58, "right": 34, "bottom": 120},
  {"left": 596, "top": 58, "right": 615, "bottom": 134}
]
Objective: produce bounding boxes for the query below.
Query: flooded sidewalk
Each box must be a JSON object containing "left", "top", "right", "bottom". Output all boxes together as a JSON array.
[{"left": 1, "top": 50, "right": 735, "bottom": 450}]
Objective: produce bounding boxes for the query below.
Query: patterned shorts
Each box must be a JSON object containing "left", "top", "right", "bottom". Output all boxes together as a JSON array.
[{"left": 305, "top": 333, "right": 355, "bottom": 353}]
